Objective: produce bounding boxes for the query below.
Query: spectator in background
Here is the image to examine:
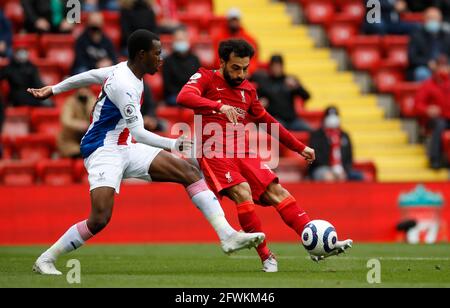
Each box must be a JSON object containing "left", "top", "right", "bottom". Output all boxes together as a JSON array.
[
  {"left": 141, "top": 83, "right": 167, "bottom": 132},
  {"left": 162, "top": 27, "right": 200, "bottom": 106},
  {"left": 415, "top": 55, "right": 450, "bottom": 169},
  {"left": 363, "top": 0, "right": 419, "bottom": 35},
  {"left": 72, "top": 12, "right": 118, "bottom": 74},
  {"left": 22, "top": 0, "right": 74, "bottom": 33},
  {"left": 212, "top": 8, "right": 258, "bottom": 71},
  {"left": 309, "top": 107, "right": 363, "bottom": 182},
  {"left": 408, "top": 7, "right": 450, "bottom": 81},
  {"left": 58, "top": 87, "right": 96, "bottom": 158},
  {"left": 0, "top": 11, "right": 13, "bottom": 60},
  {"left": 83, "top": 0, "right": 120, "bottom": 11},
  {"left": 120, "top": 0, "right": 158, "bottom": 56},
  {"left": 252, "top": 55, "right": 311, "bottom": 132},
  {"left": 0, "top": 95, "right": 4, "bottom": 158},
  {"left": 0, "top": 47, "right": 53, "bottom": 107}
]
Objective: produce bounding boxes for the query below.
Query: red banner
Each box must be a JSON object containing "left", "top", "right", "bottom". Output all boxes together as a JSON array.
[{"left": 0, "top": 183, "right": 449, "bottom": 244}]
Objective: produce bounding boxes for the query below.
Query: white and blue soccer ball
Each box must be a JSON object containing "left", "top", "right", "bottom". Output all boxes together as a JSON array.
[{"left": 301, "top": 220, "right": 338, "bottom": 256}]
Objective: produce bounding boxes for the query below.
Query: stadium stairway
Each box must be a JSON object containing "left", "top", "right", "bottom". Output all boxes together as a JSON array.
[{"left": 213, "top": 0, "right": 449, "bottom": 182}]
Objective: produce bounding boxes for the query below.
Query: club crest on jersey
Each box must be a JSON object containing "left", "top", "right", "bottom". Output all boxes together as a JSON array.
[
  {"left": 124, "top": 104, "right": 136, "bottom": 117},
  {"left": 225, "top": 172, "right": 233, "bottom": 183},
  {"left": 240, "top": 90, "right": 246, "bottom": 102}
]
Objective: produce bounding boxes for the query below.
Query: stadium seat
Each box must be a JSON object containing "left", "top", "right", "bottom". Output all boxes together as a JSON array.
[
  {"left": 393, "top": 82, "right": 421, "bottom": 117},
  {"left": 298, "top": 110, "right": 324, "bottom": 130},
  {"left": 353, "top": 160, "right": 377, "bottom": 182},
  {"left": 178, "top": 0, "right": 213, "bottom": 18},
  {"left": 4, "top": 0, "right": 24, "bottom": 31},
  {"left": 103, "top": 25, "right": 121, "bottom": 51},
  {"left": 144, "top": 73, "right": 164, "bottom": 102},
  {"left": 1, "top": 136, "right": 14, "bottom": 159},
  {"left": 31, "top": 108, "right": 61, "bottom": 136},
  {"left": 46, "top": 47, "right": 75, "bottom": 75},
  {"left": 304, "top": 1, "right": 335, "bottom": 25},
  {"left": 15, "top": 134, "right": 55, "bottom": 161},
  {"left": 0, "top": 160, "right": 36, "bottom": 186},
  {"left": 275, "top": 157, "right": 309, "bottom": 182},
  {"left": 372, "top": 68, "right": 404, "bottom": 93},
  {"left": 12, "top": 33, "right": 39, "bottom": 49},
  {"left": 37, "top": 159, "right": 74, "bottom": 185},
  {"left": 40, "top": 69, "right": 62, "bottom": 87},
  {"left": 442, "top": 131, "right": 450, "bottom": 165},
  {"left": 156, "top": 107, "right": 194, "bottom": 124},
  {"left": 382, "top": 36, "right": 409, "bottom": 69},
  {"left": 279, "top": 132, "right": 310, "bottom": 158},
  {"left": 2, "top": 107, "right": 31, "bottom": 137},
  {"left": 348, "top": 36, "right": 382, "bottom": 71},
  {"left": 338, "top": 0, "right": 365, "bottom": 22},
  {"left": 401, "top": 12, "right": 424, "bottom": 23},
  {"left": 73, "top": 159, "right": 89, "bottom": 183},
  {"left": 40, "top": 34, "right": 75, "bottom": 51},
  {"left": 327, "top": 22, "right": 358, "bottom": 47},
  {"left": 192, "top": 41, "right": 215, "bottom": 68}
]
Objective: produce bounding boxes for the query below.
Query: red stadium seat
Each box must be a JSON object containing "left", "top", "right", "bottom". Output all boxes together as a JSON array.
[
  {"left": 339, "top": 0, "right": 365, "bottom": 21},
  {"left": 40, "top": 69, "right": 62, "bottom": 86},
  {"left": 144, "top": 73, "right": 164, "bottom": 102},
  {"left": 2, "top": 107, "right": 31, "bottom": 138},
  {"left": 192, "top": 41, "right": 215, "bottom": 69},
  {"left": 4, "top": 1, "right": 24, "bottom": 31},
  {"left": 401, "top": 12, "right": 424, "bottom": 23},
  {"left": 0, "top": 160, "right": 36, "bottom": 186},
  {"left": 304, "top": 1, "right": 335, "bottom": 25},
  {"left": 103, "top": 25, "right": 121, "bottom": 51},
  {"left": 15, "top": 134, "right": 55, "bottom": 161},
  {"left": 372, "top": 68, "right": 404, "bottom": 93},
  {"left": 73, "top": 159, "right": 89, "bottom": 183},
  {"left": 442, "top": 131, "right": 450, "bottom": 164},
  {"left": 327, "top": 22, "right": 358, "bottom": 47},
  {"left": 348, "top": 36, "right": 382, "bottom": 71},
  {"left": 393, "top": 82, "right": 421, "bottom": 117},
  {"left": 37, "top": 159, "right": 74, "bottom": 185},
  {"left": 353, "top": 160, "right": 377, "bottom": 182},
  {"left": 31, "top": 108, "right": 61, "bottom": 136},
  {"left": 382, "top": 36, "right": 410, "bottom": 69},
  {"left": 298, "top": 110, "right": 324, "bottom": 130},
  {"left": 156, "top": 107, "right": 194, "bottom": 124},
  {"left": 40, "top": 34, "right": 75, "bottom": 51},
  {"left": 275, "top": 157, "right": 309, "bottom": 182},
  {"left": 279, "top": 132, "right": 310, "bottom": 158},
  {"left": 46, "top": 47, "right": 75, "bottom": 75},
  {"left": 12, "top": 33, "right": 39, "bottom": 49},
  {"left": 102, "top": 11, "right": 120, "bottom": 26},
  {"left": 178, "top": 0, "right": 213, "bottom": 18}
]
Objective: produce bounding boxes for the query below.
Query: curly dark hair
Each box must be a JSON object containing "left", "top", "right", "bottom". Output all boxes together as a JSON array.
[{"left": 218, "top": 39, "right": 255, "bottom": 62}]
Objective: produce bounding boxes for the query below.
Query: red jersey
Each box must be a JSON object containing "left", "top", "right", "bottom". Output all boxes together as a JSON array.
[
  {"left": 177, "top": 68, "right": 307, "bottom": 158},
  {"left": 415, "top": 74, "right": 450, "bottom": 120}
]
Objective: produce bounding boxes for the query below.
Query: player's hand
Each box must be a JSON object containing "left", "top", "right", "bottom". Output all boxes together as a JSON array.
[
  {"left": 220, "top": 105, "right": 239, "bottom": 125},
  {"left": 301, "top": 146, "right": 315, "bottom": 164},
  {"left": 174, "top": 135, "right": 193, "bottom": 156},
  {"left": 27, "top": 86, "right": 53, "bottom": 100}
]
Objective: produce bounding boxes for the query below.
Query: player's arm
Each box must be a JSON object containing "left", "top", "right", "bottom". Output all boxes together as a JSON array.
[
  {"left": 27, "top": 65, "right": 117, "bottom": 100},
  {"left": 251, "top": 97, "right": 315, "bottom": 162},
  {"left": 112, "top": 87, "right": 189, "bottom": 152}
]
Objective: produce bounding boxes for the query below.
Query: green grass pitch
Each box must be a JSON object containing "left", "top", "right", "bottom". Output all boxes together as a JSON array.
[{"left": 0, "top": 243, "right": 449, "bottom": 288}]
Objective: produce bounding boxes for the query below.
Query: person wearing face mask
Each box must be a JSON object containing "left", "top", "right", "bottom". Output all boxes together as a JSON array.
[
  {"left": 0, "top": 46, "right": 53, "bottom": 107},
  {"left": 251, "top": 55, "right": 311, "bottom": 131},
  {"left": 408, "top": 7, "right": 450, "bottom": 81},
  {"left": 309, "top": 107, "right": 364, "bottom": 182},
  {"left": 415, "top": 55, "right": 450, "bottom": 169},
  {"left": 212, "top": 8, "right": 258, "bottom": 73},
  {"left": 162, "top": 27, "right": 200, "bottom": 106},
  {"left": 72, "top": 12, "right": 118, "bottom": 75},
  {"left": 57, "top": 87, "right": 96, "bottom": 158}
]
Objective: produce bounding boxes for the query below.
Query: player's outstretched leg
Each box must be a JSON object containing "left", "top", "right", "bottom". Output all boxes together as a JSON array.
[
  {"left": 33, "top": 187, "right": 115, "bottom": 275},
  {"left": 148, "top": 151, "right": 265, "bottom": 254},
  {"left": 224, "top": 183, "right": 276, "bottom": 272},
  {"left": 260, "top": 183, "right": 352, "bottom": 261}
]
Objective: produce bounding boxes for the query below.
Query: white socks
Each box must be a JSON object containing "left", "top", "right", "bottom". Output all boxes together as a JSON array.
[
  {"left": 41, "top": 220, "right": 93, "bottom": 262},
  {"left": 187, "top": 180, "right": 236, "bottom": 242}
]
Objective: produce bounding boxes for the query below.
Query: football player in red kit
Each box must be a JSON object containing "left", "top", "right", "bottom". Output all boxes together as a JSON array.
[{"left": 177, "top": 39, "right": 352, "bottom": 272}]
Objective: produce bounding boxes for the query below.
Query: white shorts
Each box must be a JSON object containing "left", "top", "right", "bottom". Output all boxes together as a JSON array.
[{"left": 84, "top": 143, "right": 163, "bottom": 194}]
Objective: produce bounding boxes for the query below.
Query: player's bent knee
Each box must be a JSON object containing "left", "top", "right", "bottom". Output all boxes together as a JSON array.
[
  {"left": 88, "top": 209, "right": 113, "bottom": 234},
  {"left": 227, "top": 183, "right": 253, "bottom": 203},
  {"left": 180, "top": 162, "right": 202, "bottom": 185}
]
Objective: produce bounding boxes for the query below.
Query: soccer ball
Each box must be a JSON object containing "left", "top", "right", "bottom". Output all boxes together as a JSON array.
[{"left": 301, "top": 220, "right": 338, "bottom": 256}]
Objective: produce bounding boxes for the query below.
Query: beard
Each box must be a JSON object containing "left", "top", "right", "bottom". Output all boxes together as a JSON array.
[{"left": 223, "top": 67, "right": 244, "bottom": 87}]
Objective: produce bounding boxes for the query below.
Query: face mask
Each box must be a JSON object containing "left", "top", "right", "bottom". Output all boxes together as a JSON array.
[
  {"left": 324, "top": 115, "right": 340, "bottom": 129},
  {"left": 78, "top": 94, "right": 88, "bottom": 103},
  {"left": 425, "top": 21, "right": 441, "bottom": 34},
  {"left": 14, "top": 49, "right": 29, "bottom": 63},
  {"left": 173, "top": 41, "right": 190, "bottom": 54}
]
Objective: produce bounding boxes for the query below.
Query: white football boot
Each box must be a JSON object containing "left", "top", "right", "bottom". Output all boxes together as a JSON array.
[
  {"left": 221, "top": 231, "right": 265, "bottom": 254},
  {"left": 310, "top": 239, "right": 353, "bottom": 262},
  {"left": 262, "top": 255, "right": 278, "bottom": 273},
  {"left": 32, "top": 257, "right": 62, "bottom": 275}
]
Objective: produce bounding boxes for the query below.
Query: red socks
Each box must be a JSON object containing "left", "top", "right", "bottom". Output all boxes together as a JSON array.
[
  {"left": 275, "top": 196, "right": 310, "bottom": 236},
  {"left": 236, "top": 201, "right": 271, "bottom": 262}
]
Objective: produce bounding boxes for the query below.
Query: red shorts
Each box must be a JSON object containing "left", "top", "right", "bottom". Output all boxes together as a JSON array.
[{"left": 199, "top": 156, "right": 278, "bottom": 202}]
